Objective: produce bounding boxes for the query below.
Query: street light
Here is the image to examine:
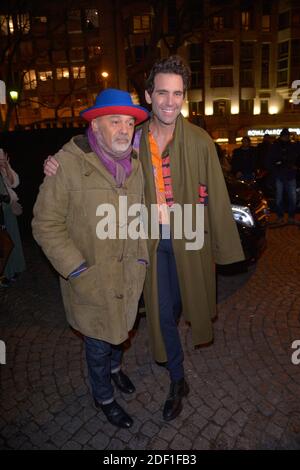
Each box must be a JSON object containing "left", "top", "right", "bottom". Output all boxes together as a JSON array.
[
  {"left": 101, "top": 71, "right": 109, "bottom": 89},
  {"left": 9, "top": 89, "right": 20, "bottom": 128}
]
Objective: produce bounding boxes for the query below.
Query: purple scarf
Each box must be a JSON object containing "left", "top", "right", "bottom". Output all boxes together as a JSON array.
[{"left": 87, "top": 125, "right": 132, "bottom": 187}]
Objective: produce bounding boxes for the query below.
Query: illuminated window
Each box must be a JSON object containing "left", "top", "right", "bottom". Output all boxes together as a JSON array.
[
  {"left": 17, "top": 13, "right": 30, "bottom": 33},
  {"left": 56, "top": 68, "right": 69, "bottom": 79},
  {"left": 241, "top": 11, "right": 252, "bottom": 31},
  {"left": 38, "top": 70, "right": 53, "bottom": 81},
  {"left": 133, "top": 15, "right": 150, "bottom": 33},
  {"left": 212, "top": 16, "right": 224, "bottom": 31},
  {"left": 0, "top": 15, "right": 14, "bottom": 35},
  {"left": 23, "top": 70, "right": 37, "bottom": 89},
  {"left": 72, "top": 66, "right": 86, "bottom": 79}
]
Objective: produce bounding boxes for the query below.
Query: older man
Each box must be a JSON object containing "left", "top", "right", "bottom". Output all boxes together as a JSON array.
[{"left": 32, "top": 89, "right": 149, "bottom": 429}]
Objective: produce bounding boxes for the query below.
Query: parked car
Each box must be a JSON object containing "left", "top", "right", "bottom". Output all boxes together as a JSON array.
[{"left": 222, "top": 174, "right": 269, "bottom": 269}]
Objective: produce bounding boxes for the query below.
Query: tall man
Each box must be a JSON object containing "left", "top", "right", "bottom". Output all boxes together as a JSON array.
[
  {"left": 44, "top": 56, "right": 244, "bottom": 422},
  {"left": 32, "top": 89, "right": 149, "bottom": 429}
]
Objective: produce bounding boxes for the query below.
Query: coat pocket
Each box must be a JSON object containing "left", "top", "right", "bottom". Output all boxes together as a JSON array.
[{"left": 69, "top": 265, "right": 102, "bottom": 306}]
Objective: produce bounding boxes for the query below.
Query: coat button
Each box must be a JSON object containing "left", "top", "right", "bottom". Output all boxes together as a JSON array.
[{"left": 115, "top": 294, "right": 124, "bottom": 299}]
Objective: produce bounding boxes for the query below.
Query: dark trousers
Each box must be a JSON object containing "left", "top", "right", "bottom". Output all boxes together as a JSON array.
[
  {"left": 157, "top": 236, "right": 184, "bottom": 382},
  {"left": 84, "top": 336, "right": 122, "bottom": 404},
  {"left": 275, "top": 177, "right": 296, "bottom": 218}
]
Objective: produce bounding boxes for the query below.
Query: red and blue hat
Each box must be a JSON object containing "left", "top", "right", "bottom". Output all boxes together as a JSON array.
[{"left": 80, "top": 88, "right": 149, "bottom": 125}]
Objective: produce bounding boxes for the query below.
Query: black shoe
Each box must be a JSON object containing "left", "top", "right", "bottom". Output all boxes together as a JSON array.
[
  {"left": 111, "top": 370, "right": 136, "bottom": 394},
  {"left": 163, "top": 378, "right": 189, "bottom": 421},
  {"left": 95, "top": 399, "right": 133, "bottom": 428}
]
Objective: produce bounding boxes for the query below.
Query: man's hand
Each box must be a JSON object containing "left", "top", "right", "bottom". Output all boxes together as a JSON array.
[{"left": 44, "top": 156, "right": 59, "bottom": 176}]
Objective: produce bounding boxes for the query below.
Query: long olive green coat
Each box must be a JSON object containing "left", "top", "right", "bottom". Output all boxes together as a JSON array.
[
  {"left": 139, "top": 116, "right": 245, "bottom": 362},
  {"left": 32, "top": 135, "right": 148, "bottom": 345}
]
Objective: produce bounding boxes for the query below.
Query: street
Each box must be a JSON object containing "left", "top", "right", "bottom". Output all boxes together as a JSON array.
[{"left": 1, "top": 225, "right": 300, "bottom": 450}]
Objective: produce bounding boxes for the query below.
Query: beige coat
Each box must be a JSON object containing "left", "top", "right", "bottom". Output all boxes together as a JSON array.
[{"left": 32, "top": 135, "right": 148, "bottom": 345}]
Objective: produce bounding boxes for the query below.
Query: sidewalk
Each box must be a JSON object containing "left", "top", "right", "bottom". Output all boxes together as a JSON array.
[{"left": 1, "top": 226, "right": 300, "bottom": 450}]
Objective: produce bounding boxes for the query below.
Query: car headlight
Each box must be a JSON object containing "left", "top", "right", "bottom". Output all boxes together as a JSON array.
[{"left": 231, "top": 205, "right": 254, "bottom": 227}]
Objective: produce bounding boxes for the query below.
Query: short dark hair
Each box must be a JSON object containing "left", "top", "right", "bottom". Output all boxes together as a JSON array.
[{"left": 145, "top": 55, "right": 191, "bottom": 95}]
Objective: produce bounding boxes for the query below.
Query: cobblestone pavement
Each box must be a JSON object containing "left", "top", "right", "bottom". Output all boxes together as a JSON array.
[{"left": 1, "top": 225, "right": 300, "bottom": 450}]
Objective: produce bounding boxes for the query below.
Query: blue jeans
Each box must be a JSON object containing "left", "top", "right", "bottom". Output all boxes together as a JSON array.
[
  {"left": 84, "top": 336, "right": 122, "bottom": 404},
  {"left": 157, "top": 236, "right": 184, "bottom": 382},
  {"left": 275, "top": 177, "right": 296, "bottom": 218}
]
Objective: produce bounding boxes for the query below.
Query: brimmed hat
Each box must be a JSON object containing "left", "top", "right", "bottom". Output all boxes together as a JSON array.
[{"left": 80, "top": 88, "right": 149, "bottom": 125}]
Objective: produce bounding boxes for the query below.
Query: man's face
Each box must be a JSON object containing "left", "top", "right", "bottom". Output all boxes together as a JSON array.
[
  {"left": 145, "top": 73, "right": 184, "bottom": 127},
  {"left": 92, "top": 115, "right": 135, "bottom": 154}
]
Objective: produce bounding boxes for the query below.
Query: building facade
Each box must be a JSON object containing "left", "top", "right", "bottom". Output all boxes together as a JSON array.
[
  {"left": 0, "top": 0, "right": 126, "bottom": 130},
  {"left": 1, "top": 0, "right": 299, "bottom": 146}
]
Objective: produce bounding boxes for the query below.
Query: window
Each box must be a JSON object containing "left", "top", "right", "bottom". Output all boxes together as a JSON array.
[
  {"left": 72, "top": 66, "right": 86, "bottom": 79},
  {"left": 133, "top": 15, "right": 150, "bottom": 33},
  {"left": 277, "top": 41, "right": 289, "bottom": 86},
  {"left": 17, "top": 13, "right": 30, "bottom": 33},
  {"left": 262, "top": 15, "right": 270, "bottom": 32},
  {"left": 240, "top": 99, "right": 254, "bottom": 114},
  {"left": 261, "top": 44, "right": 270, "bottom": 88},
  {"left": 278, "top": 11, "right": 290, "bottom": 30},
  {"left": 291, "top": 9, "right": 300, "bottom": 27},
  {"left": 23, "top": 70, "right": 37, "bottom": 90},
  {"left": 134, "top": 45, "right": 149, "bottom": 63},
  {"left": 68, "top": 10, "right": 82, "bottom": 33},
  {"left": 85, "top": 9, "right": 99, "bottom": 30},
  {"left": 189, "top": 43, "right": 203, "bottom": 88},
  {"left": 56, "top": 68, "right": 69, "bottom": 79},
  {"left": 260, "top": 100, "right": 268, "bottom": 113},
  {"left": 240, "top": 65, "right": 254, "bottom": 87},
  {"left": 240, "top": 42, "right": 254, "bottom": 60},
  {"left": 211, "top": 70, "right": 233, "bottom": 87},
  {"left": 0, "top": 15, "right": 14, "bottom": 35},
  {"left": 70, "top": 47, "right": 84, "bottom": 62},
  {"left": 52, "top": 50, "right": 67, "bottom": 63},
  {"left": 167, "top": 0, "right": 177, "bottom": 33},
  {"left": 291, "top": 39, "right": 300, "bottom": 67},
  {"left": 189, "top": 101, "right": 204, "bottom": 117},
  {"left": 211, "top": 42, "right": 233, "bottom": 66},
  {"left": 212, "top": 16, "right": 224, "bottom": 31},
  {"left": 213, "top": 99, "right": 230, "bottom": 116},
  {"left": 20, "top": 41, "right": 33, "bottom": 58},
  {"left": 88, "top": 46, "right": 101, "bottom": 59},
  {"left": 38, "top": 71, "right": 53, "bottom": 81},
  {"left": 33, "top": 16, "right": 47, "bottom": 23},
  {"left": 241, "top": 10, "right": 253, "bottom": 31},
  {"left": 240, "top": 42, "right": 254, "bottom": 87}
]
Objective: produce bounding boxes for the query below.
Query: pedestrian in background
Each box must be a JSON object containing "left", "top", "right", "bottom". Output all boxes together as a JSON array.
[{"left": 0, "top": 148, "right": 25, "bottom": 287}]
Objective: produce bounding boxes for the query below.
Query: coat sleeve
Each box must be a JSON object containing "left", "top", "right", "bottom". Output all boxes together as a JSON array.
[
  {"left": 32, "top": 161, "right": 86, "bottom": 279},
  {"left": 205, "top": 139, "right": 245, "bottom": 264}
]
